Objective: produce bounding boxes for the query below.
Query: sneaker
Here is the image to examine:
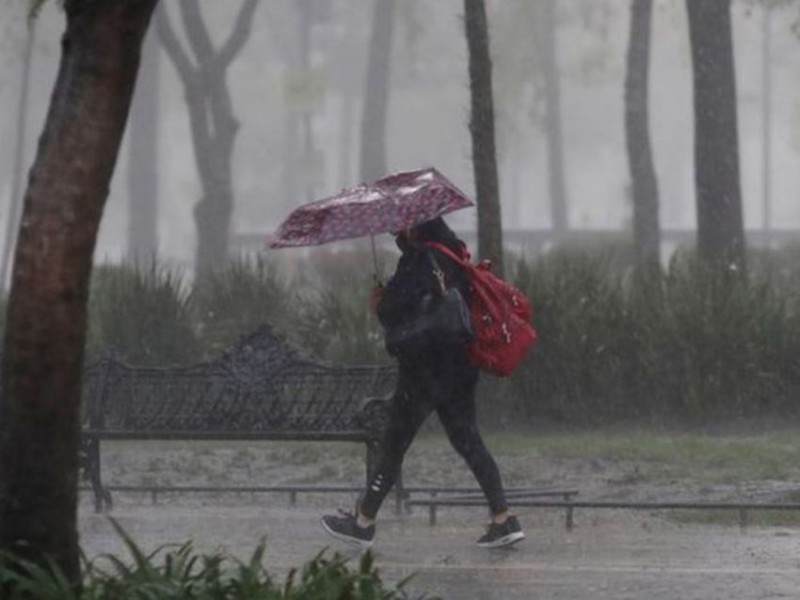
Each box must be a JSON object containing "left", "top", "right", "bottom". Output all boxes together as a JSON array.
[
  {"left": 476, "top": 515, "right": 525, "bottom": 548},
  {"left": 321, "top": 510, "right": 375, "bottom": 548}
]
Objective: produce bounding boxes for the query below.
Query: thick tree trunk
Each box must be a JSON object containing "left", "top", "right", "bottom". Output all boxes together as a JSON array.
[
  {"left": 538, "top": 0, "right": 568, "bottom": 238},
  {"left": 127, "top": 28, "right": 161, "bottom": 262},
  {"left": 625, "top": 0, "right": 660, "bottom": 269},
  {"left": 359, "top": 0, "right": 397, "bottom": 182},
  {"left": 0, "top": 0, "right": 155, "bottom": 581},
  {"left": 686, "top": 0, "right": 744, "bottom": 267},
  {"left": 464, "top": 0, "right": 504, "bottom": 276}
]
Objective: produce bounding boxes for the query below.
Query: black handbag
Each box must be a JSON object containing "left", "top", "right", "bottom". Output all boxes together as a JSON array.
[{"left": 385, "top": 250, "right": 474, "bottom": 354}]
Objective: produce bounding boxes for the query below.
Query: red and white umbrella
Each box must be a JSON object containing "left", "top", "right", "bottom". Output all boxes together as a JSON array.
[{"left": 267, "top": 167, "right": 474, "bottom": 251}]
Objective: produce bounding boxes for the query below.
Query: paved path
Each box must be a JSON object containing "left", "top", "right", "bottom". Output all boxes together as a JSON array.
[{"left": 78, "top": 499, "right": 800, "bottom": 599}]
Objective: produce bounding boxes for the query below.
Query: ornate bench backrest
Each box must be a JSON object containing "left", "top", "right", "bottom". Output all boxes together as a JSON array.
[{"left": 86, "top": 327, "right": 397, "bottom": 436}]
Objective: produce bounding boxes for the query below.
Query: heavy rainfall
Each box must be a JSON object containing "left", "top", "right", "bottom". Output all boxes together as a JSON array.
[{"left": 1, "top": 1, "right": 800, "bottom": 599}]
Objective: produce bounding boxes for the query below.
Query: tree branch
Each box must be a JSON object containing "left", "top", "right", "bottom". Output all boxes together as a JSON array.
[
  {"left": 154, "top": 2, "right": 196, "bottom": 85},
  {"left": 179, "top": 0, "right": 216, "bottom": 66},
  {"left": 219, "top": 0, "right": 260, "bottom": 68}
]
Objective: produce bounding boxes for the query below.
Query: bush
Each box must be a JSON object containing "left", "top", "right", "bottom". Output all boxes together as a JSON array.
[
  {"left": 87, "top": 261, "right": 200, "bottom": 366},
  {"left": 191, "top": 255, "right": 297, "bottom": 360},
  {"left": 510, "top": 246, "right": 634, "bottom": 421},
  {"left": 0, "top": 520, "right": 434, "bottom": 600},
  {"left": 79, "top": 244, "right": 800, "bottom": 424},
  {"left": 289, "top": 248, "right": 389, "bottom": 365},
  {"left": 509, "top": 246, "right": 800, "bottom": 424}
]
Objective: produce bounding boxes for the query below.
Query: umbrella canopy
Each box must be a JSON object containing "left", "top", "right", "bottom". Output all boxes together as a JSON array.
[{"left": 267, "top": 167, "right": 474, "bottom": 248}]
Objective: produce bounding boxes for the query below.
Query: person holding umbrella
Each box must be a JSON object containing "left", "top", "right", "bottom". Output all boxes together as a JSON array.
[
  {"left": 269, "top": 168, "right": 523, "bottom": 548},
  {"left": 320, "top": 216, "right": 524, "bottom": 549}
]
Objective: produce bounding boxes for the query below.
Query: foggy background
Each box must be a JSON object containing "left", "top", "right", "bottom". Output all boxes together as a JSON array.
[{"left": 1, "top": 0, "right": 798, "bottom": 272}]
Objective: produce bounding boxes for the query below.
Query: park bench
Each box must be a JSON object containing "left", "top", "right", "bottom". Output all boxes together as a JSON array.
[
  {"left": 73, "top": 326, "right": 397, "bottom": 512},
  {"left": 1, "top": 327, "right": 578, "bottom": 516},
  {"left": 82, "top": 327, "right": 396, "bottom": 511}
]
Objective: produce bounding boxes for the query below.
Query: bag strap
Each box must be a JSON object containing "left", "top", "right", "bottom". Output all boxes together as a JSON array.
[
  {"left": 424, "top": 241, "right": 504, "bottom": 320},
  {"left": 421, "top": 246, "right": 447, "bottom": 295}
]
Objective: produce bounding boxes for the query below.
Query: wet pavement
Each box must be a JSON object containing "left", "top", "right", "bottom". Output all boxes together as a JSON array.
[{"left": 78, "top": 498, "right": 800, "bottom": 599}]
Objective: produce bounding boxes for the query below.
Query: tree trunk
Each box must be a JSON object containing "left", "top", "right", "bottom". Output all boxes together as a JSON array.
[
  {"left": 359, "top": 0, "right": 397, "bottom": 182},
  {"left": 464, "top": 0, "right": 504, "bottom": 276},
  {"left": 127, "top": 27, "right": 161, "bottom": 262},
  {"left": 686, "top": 0, "right": 744, "bottom": 267},
  {"left": 155, "top": 0, "right": 259, "bottom": 273},
  {"left": 538, "top": 0, "right": 568, "bottom": 239},
  {"left": 0, "top": 0, "right": 155, "bottom": 581},
  {"left": 625, "top": 0, "right": 660, "bottom": 269}
]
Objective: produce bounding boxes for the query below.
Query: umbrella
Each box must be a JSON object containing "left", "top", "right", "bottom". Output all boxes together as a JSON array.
[{"left": 267, "top": 167, "right": 474, "bottom": 274}]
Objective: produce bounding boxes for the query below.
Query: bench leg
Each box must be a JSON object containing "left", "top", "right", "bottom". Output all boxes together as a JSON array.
[
  {"left": 394, "top": 468, "right": 406, "bottom": 515},
  {"left": 82, "top": 437, "right": 111, "bottom": 513}
]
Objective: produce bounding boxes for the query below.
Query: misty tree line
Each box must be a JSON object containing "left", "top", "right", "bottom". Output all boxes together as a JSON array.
[{"left": 0, "top": 0, "right": 798, "bottom": 588}]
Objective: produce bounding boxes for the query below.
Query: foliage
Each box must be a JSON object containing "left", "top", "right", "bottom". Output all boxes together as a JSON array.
[
  {"left": 291, "top": 248, "right": 389, "bottom": 365},
  {"left": 191, "top": 255, "right": 296, "bottom": 360},
  {"left": 86, "top": 261, "right": 200, "bottom": 366},
  {"left": 509, "top": 245, "right": 800, "bottom": 423},
  {"left": 0, "top": 519, "right": 432, "bottom": 599},
  {"left": 85, "top": 243, "right": 800, "bottom": 423}
]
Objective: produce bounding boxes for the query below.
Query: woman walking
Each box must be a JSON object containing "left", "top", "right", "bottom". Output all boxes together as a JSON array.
[{"left": 321, "top": 217, "right": 523, "bottom": 548}]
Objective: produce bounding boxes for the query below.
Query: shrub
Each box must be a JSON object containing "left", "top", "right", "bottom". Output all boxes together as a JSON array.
[
  {"left": 510, "top": 246, "right": 634, "bottom": 422},
  {"left": 508, "top": 245, "right": 800, "bottom": 424},
  {"left": 294, "top": 275, "right": 388, "bottom": 365},
  {"left": 87, "top": 260, "right": 200, "bottom": 366},
  {"left": 289, "top": 247, "right": 389, "bottom": 365},
  {"left": 191, "top": 255, "right": 297, "bottom": 359}
]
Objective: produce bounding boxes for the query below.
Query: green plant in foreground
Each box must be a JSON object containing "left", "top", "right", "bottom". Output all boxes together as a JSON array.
[{"left": 0, "top": 518, "right": 434, "bottom": 599}]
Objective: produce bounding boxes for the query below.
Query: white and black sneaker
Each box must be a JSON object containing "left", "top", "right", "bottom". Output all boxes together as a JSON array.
[
  {"left": 476, "top": 515, "right": 525, "bottom": 548},
  {"left": 321, "top": 510, "right": 375, "bottom": 548}
]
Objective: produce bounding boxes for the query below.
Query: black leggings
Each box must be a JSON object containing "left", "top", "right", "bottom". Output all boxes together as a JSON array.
[{"left": 359, "top": 354, "right": 508, "bottom": 519}]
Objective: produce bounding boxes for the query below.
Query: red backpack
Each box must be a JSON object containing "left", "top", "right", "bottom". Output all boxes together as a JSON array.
[{"left": 425, "top": 242, "right": 538, "bottom": 376}]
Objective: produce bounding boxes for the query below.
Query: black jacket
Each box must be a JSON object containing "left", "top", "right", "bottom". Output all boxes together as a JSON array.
[{"left": 376, "top": 236, "right": 471, "bottom": 349}]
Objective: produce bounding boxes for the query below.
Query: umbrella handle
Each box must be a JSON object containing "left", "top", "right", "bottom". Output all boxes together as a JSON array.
[{"left": 370, "top": 234, "right": 380, "bottom": 282}]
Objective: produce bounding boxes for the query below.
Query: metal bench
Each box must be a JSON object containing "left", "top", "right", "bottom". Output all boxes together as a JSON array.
[{"left": 74, "top": 326, "right": 397, "bottom": 512}]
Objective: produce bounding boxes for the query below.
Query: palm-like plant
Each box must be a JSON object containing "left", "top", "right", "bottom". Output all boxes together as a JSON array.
[
  {"left": 87, "top": 260, "right": 199, "bottom": 366},
  {"left": 191, "top": 255, "right": 296, "bottom": 359}
]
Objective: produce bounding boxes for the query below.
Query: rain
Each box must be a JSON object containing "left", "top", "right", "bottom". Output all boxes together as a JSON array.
[{"left": 2, "top": 1, "right": 800, "bottom": 599}]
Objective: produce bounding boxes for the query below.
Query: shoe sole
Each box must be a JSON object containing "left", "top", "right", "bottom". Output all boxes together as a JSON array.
[
  {"left": 320, "top": 517, "right": 374, "bottom": 549},
  {"left": 477, "top": 531, "right": 526, "bottom": 549}
]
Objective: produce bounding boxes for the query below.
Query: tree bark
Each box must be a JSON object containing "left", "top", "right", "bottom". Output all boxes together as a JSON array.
[
  {"left": 359, "top": 0, "right": 397, "bottom": 182},
  {"left": 127, "top": 27, "right": 161, "bottom": 262},
  {"left": 625, "top": 0, "right": 660, "bottom": 269},
  {"left": 464, "top": 0, "right": 504, "bottom": 276},
  {"left": 155, "top": 0, "right": 258, "bottom": 273},
  {"left": 0, "top": 0, "right": 156, "bottom": 581},
  {"left": 686, "top": 0, "right": 744, "bottom": 267},
  {"left": 537, "top": 0, "right": 568, "bottom": 239}
]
